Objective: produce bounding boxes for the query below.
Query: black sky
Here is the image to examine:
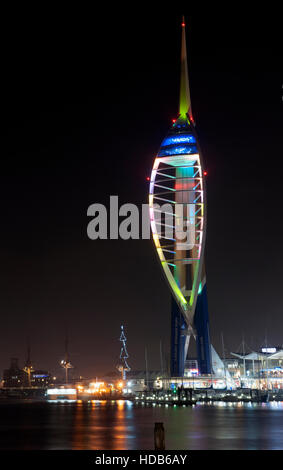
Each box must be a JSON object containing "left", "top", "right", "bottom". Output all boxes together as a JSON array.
[{"left": 0, "top": 10, "right": 282, "bottom": 378}]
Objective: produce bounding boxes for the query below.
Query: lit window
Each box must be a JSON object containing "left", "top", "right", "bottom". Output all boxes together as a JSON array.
[
  {"left": 161, "top": 135, "right": 196, "bottom": 146},
  {"left": 158, "top": 145, "right": 198, "bottom": 156}
]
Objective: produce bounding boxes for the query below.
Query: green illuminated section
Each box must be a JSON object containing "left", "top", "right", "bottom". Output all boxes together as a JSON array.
[
  {"left": 163, "top": 261, "right": 187, "bottom": 308},
  {"left": 179, "top": 21, "right": 191, "bottom": 119},
  {"left": 189, "top": 260, "right": 200, "bottom": 307}
]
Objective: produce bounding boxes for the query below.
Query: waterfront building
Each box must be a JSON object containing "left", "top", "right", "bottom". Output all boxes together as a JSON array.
[
  {"left": 2, "top": 357, "right": 50, "bottom": 388},
  {"left": 30, "top": 371, "right": 51, "bottom": 387},
  {"left": 3, "top": 358, "right": 26, "bottom": 387}
]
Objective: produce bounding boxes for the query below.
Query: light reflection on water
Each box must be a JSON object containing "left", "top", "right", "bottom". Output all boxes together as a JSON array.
[{"left": 0, "top": 400, "right": 282, "bottom": 450}]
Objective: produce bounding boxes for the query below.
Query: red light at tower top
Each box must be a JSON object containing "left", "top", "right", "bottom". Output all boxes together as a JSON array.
[
  {"left": 203, "top": 171, "right": 208, "bottom": 176},
  {"left": 146, "top": 176, "right": 150, "bottom": 181},
  {"left": 172, "top": 119, "right": 176, "bottom": 123},
  {"left": 181, "top": 22, "right": 185, "bottom": 27}
]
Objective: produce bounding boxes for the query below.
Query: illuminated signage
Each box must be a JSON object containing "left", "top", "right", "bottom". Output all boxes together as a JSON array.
[
  {"left": 47, "top": 388, "right": 76, "bottom": 395},
  {"left": 261, "top": 348, "right": 277, "bottom": 353}
]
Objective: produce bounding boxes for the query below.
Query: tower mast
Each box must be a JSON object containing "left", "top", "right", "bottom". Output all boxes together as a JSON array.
[
  {"left": 23, "top": 339, "right": 33, "bottom": 387},
  {"left": 60, "top": 333, "right": 73, "bottom": 384},
  {"left": 117, "top": 325, "right": 131, "bottom": 381}
]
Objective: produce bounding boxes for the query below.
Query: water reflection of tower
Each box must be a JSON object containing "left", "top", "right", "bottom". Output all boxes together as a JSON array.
[
  {"left": 117, "top": 325, "right": 131, "bottom": 381},
  {"left": 60, "top": 335, "right": 73, "bottom": 384}
]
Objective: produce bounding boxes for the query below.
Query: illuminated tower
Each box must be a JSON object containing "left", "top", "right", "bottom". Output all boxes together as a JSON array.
[
  {"left": 149, "top": 17, "right": 212, "bottom": 376},
  {"left": 117, "top": 325, "right": 131, "bottom": 380}
]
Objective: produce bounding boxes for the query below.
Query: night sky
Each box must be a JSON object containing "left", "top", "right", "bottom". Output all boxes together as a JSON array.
[{"left": 0, "top": 11, "right": 282, "bottom": 378}]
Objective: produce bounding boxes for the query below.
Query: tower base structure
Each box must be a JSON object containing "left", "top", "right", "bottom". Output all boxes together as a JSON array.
[
  {"left": 170, "top": 297, "right": 187, "bottom": 377},
  {"left": 170, "top": 285, "right": 212, "bottom": 377},
  {"left": 194, "top": 284, "right": 212, "bottom": 375}
]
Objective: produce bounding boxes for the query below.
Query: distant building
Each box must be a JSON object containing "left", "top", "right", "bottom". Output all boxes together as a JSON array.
[
  {"left": 2, "top": 358, "right": 50, "bottom": 388},
  {"left": 30, "top": 371, "right": 51, "bottom": 387},
  {"left": 184, "top": 359, "right": 199, "bottom": 376},
  {"left": 3, "top": 358, "right": 25, "bottom": 387}
]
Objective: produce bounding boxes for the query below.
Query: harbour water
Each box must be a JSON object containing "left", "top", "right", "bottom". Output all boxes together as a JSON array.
[{"left": 0, "top": 400, "right": 283, "bottom": 450}]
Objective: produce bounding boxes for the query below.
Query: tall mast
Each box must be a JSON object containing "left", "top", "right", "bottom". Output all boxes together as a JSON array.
[
  {"left": 242, "top": 335, "right": 246, "bottom": 378},
  {"left": 65, "top": 335, "right": 69, "bottom": 384},
  {"left": 221, "top": 332, "right": 227, "bottom": 381},
  {"left": 179, "top": 16, "right": 193, "bottom": 123},
  {"left": 24, "top": 338, "right": 33, "bottom": 387},
  {"left": 159, "top": 339, "right": 164, "bottom": 376},
  {"left": 60, "top": 332, "right": 73, "bottom": 384},
  {"left": 117, "top": 325, "right": 131, "bottom": 381},
  {"left": 145, "top": 346, "right": 149, "bottom": 390}
]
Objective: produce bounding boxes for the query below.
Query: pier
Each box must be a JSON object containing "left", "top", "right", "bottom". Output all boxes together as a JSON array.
[{"left": 133, "top": 388, "right": 283, "bottom": 405}]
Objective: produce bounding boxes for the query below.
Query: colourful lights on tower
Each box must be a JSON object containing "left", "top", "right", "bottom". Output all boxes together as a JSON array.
[{"left": 148, "top": 16, "right": 212, "bottom": 375}]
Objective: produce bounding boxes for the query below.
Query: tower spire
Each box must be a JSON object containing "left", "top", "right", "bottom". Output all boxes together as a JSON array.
[{"left": 179, "top": 16, "right": 193, "bottom": 122}]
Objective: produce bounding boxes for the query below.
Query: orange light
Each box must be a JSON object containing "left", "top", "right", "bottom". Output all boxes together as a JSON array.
[
  {"left": 117, "top": 382, "right": 123, "bottom": 389},
  {"left": 90, "top": 381, "right": 104, "bottom": 389}
]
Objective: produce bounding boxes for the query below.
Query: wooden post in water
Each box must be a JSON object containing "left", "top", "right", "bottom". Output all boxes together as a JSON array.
[{"left": 154, "top": 422, "right": 165, "bottom": 450}]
